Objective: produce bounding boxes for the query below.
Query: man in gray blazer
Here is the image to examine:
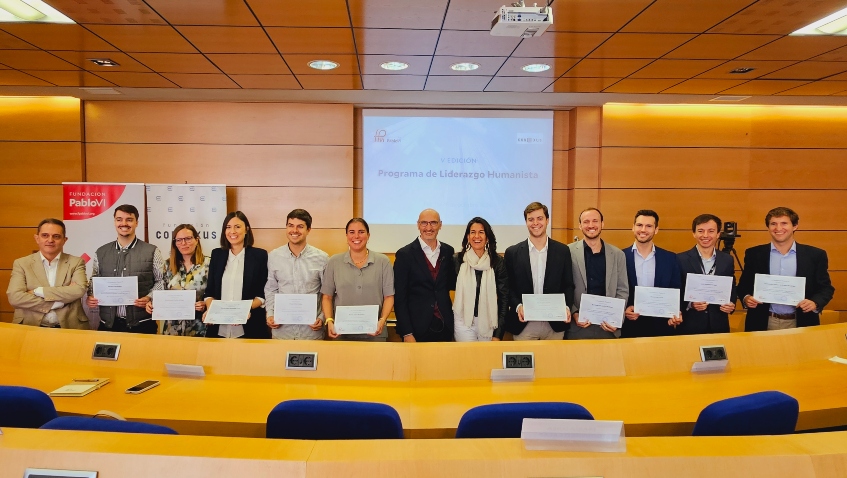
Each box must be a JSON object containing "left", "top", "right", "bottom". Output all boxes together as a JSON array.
[{"left": 568, "top": 208, "right": 629, "bottom": 339}]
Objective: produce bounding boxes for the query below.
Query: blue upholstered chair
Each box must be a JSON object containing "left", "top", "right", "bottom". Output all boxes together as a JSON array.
[
  {"left": 692, "top": 391, "right": 799, "bottom": 436},
  {"left": 455, "top": 402, "right": 594, "bottom": 438},
  {"left": 0, "top": 385, "right": 59, "bottom": 428},
  {"left": 266, "top": 399, "right": 404, "bottom": 440},
  {"left": 41, "top": 417, "right": 178, "bottom": 435}
]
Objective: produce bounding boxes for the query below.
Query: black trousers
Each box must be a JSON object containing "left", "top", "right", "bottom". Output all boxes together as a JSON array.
[
  {"left": 415, "top": 315, "right": 454, "bottom": 342},
  {"left": 98, "top": 317, "right": 157, "bottom": 335}
]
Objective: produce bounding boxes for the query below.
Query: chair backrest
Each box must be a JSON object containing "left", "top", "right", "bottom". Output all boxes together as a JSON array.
[
  {"left": 455, "top": 402, "right": 594, "bottom": 438},
  {"left": 0, "top": 385, "right": 58, "bottom": 428},
  {"left": 266, "top": 399, "right": 403, "bottom": 440},
  {"left": 41, "top": 416, "right": 178, "bottom": 435},
  {"left": 692, "top": 391, "right": 799, "bottom": 436}
]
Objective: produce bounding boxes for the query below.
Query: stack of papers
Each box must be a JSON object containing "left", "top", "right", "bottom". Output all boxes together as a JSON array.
[{"left": 49, "top": 378, "right": 110, "bottom": 397}]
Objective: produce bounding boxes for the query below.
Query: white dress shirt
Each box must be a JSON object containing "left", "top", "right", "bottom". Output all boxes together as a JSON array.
[
  {"left": 33, "top": 252, "right": 64, "bottom": 326},
  {"left": 219, "top": 248, "right": 246, "bottom": 338},
  {"left": 631, "top": 242, "right": 656, "bottom": 288},
  {"left": 528, "top": 237, "right": 549, "bottom": 294},
  {"left": 418, "top": 236, "right": 441, "bottom": 267}
]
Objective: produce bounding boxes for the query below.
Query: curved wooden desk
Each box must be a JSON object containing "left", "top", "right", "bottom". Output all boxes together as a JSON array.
[
  {"left": 2, "top": 427, "right": 847, "bottom": 478},
  {"left": 2, "top": 323, "right": 847, "bottom": 438}
]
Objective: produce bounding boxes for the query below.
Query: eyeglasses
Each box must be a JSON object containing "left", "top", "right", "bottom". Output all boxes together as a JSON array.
[
  {"left": 174, "top": 237, "right": 196, "bottom": 244},
  {"left": 418, "top": 221, "right": 440, "bottom": 228}
]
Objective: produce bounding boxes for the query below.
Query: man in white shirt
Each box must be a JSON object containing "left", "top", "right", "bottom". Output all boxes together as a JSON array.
[
  {"left": 6, "top": 218, "right": 89, "bottom": 329},
  {"left": 265, "top": 209, "right": 329, "bottom": 340}
]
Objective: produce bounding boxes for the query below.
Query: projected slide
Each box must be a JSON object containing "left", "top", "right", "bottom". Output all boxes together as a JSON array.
[{"left": 363, "top": 109, "right": 553, "bottom": 252}]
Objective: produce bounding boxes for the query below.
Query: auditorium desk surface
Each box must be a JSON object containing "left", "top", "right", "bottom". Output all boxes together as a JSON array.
[{"left": 2, "top": 322, "right": 847, "bottom": 438}]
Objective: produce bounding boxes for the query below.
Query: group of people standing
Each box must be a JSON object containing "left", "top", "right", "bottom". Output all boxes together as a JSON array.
[{"left": 7, "top": 203, "right": 835, "bottom": 341}]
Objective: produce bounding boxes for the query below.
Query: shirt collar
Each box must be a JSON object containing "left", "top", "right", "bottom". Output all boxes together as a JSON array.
[
  {"left": 527, "top": 237, "right": 549, "bottom": 253},
  {"left": 770, "top": 241, "right": 797, "bottom": 255},
  {"left": 344, "top": 249, "right": 374, "bottom": 266},
  {"left": 418, "top": 236, "right": 440, "bottom": 253},
  {"left": 39, "top": 252, "right": 60, "bottom": 266},
  {"left": 697, "top": 246, "right": 717, "bottom": 261},
  {"left": 228, "top": 248, "right": 246, "bottom": 260},
  {"left": 115, "top": 237, "right": 138, "bottom": 251},
  {"left": 631, "top": 242, "right": 656, "bottom": 259},
  {"left": 286, "top": 243, "right": 310, "bottom": 258}
]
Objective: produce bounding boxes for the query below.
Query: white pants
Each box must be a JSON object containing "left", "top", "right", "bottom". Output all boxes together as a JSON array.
[
  {"left": 513, "top": 321, "right": 564, "bottom": 340},
  {"left": 454, "top": 316, "right": 493, "bottom": 342}
]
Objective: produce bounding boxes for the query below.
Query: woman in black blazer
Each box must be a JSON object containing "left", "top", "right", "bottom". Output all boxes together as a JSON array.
[{"left": 203, "top": 211, "right": 269, "bottom": 339}]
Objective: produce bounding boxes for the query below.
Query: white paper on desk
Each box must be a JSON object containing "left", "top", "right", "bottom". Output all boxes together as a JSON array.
[
  {"left": 634, "top": 286, "right": 680, "bottom": 319},
  {"left": 753, "top": 273, "right": 806, "bottom": 306},
  {"left": 522, "top": 293, "right": 568, "bottom": 321},
  {"left": 204, "top": 300, "right": 252, "bottom": 324},
  {"left": 152, "top": 290, "right": 196, "bottom": 320},
  {"left": 92, "top": 276, "right": 138, "bottom": 306},
  {"left": 335, "top": 305, "right": 378, "bottom": 334},
  {"left": 273, "top": 293, "right": 317, "bottom": 325},
  {"left": 683, "top": 273, "right": 733, "bottom": 305},
  {"left": 579, "top": 294, "right": 626, "bottom": 328}
]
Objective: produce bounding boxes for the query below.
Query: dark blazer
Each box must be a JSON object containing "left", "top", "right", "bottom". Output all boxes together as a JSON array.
[
  {"left": 503, "top": 238, "right": 575, "bottom": 336},
  {"left": 204, "top": 246, "right": 269, "bottom": 339},
  {"left": 452, "top": 252, "right": 509, "bottom": 340},
  {"left": 737, "top": 243, "right": 834, "bottom": 331},
  {"left": 677, "top": 247, "right": 736, "bottom": 335},
  {"left": 393, "top": 239, "right": 457, "bottom": 340},
  {"left": 621, "top": 245, "right": 682, "bottom": 338}
]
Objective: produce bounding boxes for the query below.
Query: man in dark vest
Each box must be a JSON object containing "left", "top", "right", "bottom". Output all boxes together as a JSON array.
[
  {"left": 87, "top": 204, "right": 164, "bottom": 334},
  {"left": 394, "top": 208, "right": 457, "bottom": 342}
]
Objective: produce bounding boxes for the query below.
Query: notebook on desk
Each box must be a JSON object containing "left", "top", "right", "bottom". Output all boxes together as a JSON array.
[{"left": 49, "top": 378, "right": 110, "bottom": 397}]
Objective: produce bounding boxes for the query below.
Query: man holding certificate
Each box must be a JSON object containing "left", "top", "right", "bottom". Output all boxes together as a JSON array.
[
  {"left": 677, "top": 214, "right": 737, "bottom": 335},
  {"left": 738, "top": 207, "right": 834, "bottom": 331},
  {"left": 621, "top": 210, "right": 682, "bottom": 338},
  {"left": 87, "top": 205, "right": 164, "bottom": 334},
  {"left": 568, "top": 208, "right": 629, "bottom": 339},
  {"left": 265, "top": 209, "right": 329, "bottom": 340}
]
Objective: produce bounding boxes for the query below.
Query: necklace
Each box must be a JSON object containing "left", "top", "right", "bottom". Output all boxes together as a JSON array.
[{"left": 352, "top": 249, "right": 369, "bottom": 267}]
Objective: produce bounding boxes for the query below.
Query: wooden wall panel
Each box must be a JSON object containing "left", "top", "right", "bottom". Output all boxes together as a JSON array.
[
  {"left": 0, "top": 142, "right": 82, "bottom": 184},
  {"left": 0, "top": 270, "right": 11, "bottom": 313},
  {"left": 0, "top": 97, "right": 80, "bottom": 141},
  {"left": 227, "top": 187, "right": 352, "bottom": 230},
  {"left": 252, "top": 229, "right": 349, "bottom": 256},
  {"left": 0, "top": 186, "right": 63, "bottom": 228},
  {"left": 85, "top": 102, "right": 353, "bottom": 145},
  {"left": 87, "top": 144, "right": 353, "bottom": 187},
  {"left": 553, "top": 109, "right": 571, "bottom": 151},
  {"left": 0, "top": 228, "right": 38, "bottom": 270}
]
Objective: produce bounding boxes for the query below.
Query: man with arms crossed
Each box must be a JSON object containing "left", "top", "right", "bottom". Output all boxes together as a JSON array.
[
  {"left": 503, "top": 202, "right": 573, "bottom": 340},
  {"left": 677, "top": 214, "right": 736, "bottom": 335},
  {"left": 7, "top": 218, "right": 89, "bottom": 329},
  {"left": 621, "top": 210, "right": 682, "bottom": 338},
  {"left": 568, "top": 208, "right": 628, "bottom": 339},
  {"left": 738, "top": 207, "right": 834, "bottom": 331},
  {"left": 266, "top": 209, "right": 329, "bottom": 340},
  {"left": 87, "top": 204, "right": 164, "bottom": 334},
  {"left": 394, "top": 209, "right": 457, "bottom": 342}
]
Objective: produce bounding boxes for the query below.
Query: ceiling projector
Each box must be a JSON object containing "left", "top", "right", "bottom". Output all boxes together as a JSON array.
[{"left": 490, "top": 3, "right": 553, "bottom": 38}]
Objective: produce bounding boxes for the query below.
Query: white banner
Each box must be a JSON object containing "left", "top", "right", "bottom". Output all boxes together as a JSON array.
[
  {"left": 62, "top": 182, "right": 146, "bottom": 329},
  {"left": 145, "top": 184, "right": 227, "bottom": 258}
]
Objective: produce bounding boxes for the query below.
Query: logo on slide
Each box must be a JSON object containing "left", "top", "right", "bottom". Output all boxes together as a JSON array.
[
  {"left": 374, "top": 129, "right": 400, "bottom": 143},
  {"left": 517, "top": 133, "right": 543, "bottom": 144},
  {"left": 63, "top": 184, "right": 127, "bottom": 220}
]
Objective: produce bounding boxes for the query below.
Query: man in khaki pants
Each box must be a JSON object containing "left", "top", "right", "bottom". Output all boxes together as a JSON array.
[{"left": 6, "top": 218, "right": 89, "bottom": 329}]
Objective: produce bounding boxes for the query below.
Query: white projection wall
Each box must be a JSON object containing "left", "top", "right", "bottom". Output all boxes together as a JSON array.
[{"left": 363, "top": 109, "right": 554, "bottom": 252}]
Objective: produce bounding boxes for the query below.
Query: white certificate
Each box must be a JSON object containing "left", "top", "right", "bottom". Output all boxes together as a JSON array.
[
  {"left": 579, "top": 294, "right": 626, "bottom": 328},
  {"left": 205, "top": 300, "right": 252, "bottom": 325},
  {"left": 634, "top": 286, "right": 680, "bottom": 319},
  {"left": 273, "top": 294, "right": 317, "bottom": 325},
  {"left": 754, "top": 273, "right": 806, "bottom": 306},
  {"left": 152, "top": 290, "right": 196, "bottom": 321},
  {"left": 522, "top": 293, "right": 568, "bottom": 321},
  {"left": 683, "top": 273, "right": 733, "bottom": 305},
  {"left": 335, "top": 305, "right": 379, "bottom": 335},
  {"left": 92, "top": 276, "right": 138, "bottom": 306}
]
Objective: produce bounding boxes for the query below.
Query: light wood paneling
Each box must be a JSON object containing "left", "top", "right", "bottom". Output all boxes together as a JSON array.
[
  {"left": 552, "top": 150, "right": 568, "bottom": 190},
  {"left": 228, "top": 187, "right": 352, "bottom": 229},
  {"left": 0, "top": 142, "right": 82, "bottom": 184},
  {"left": 0, "top": 97, "right": 80, "bottom": 141},
  {"left": 85, "top": 102, "right": 353, "bottom": 145},
  {"left": 87, "top": 144, "right": 352, "bottom": 187},
  {"left": 252, "top": 228, "right": 349, "bottom": 257},
  {"left": 552, "top": 110, "right": 571, "bottom": 151},
  {"left": 571, "top": 147, "right": 600, "bottom": 189},
  {"left": 571, "top": 106, "right": 602, "bottom": 148},
  {"left": 0, "top": 186, "right": 63, "bottom": 228},
  {"left": 0, "top": 269, "right": 11, "bottom": 312},
  {"left": 0, "top": 312, "right": 10, "bottom": 323},
  {"left": 0, "top": 228, "right": 38, "bottom": 270}
]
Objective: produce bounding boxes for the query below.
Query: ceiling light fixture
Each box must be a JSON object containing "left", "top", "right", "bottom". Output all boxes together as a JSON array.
[
  {"left": 89, "top": 58, "right": 120, "bottom": 67},
  {"left": 0, "top": 0, "right": 74, "bottom": 23},
  {"left": 450, "top": 62, "right": 479, "bottom": 72},
  {"left": 521, "top": 63, "right": 551, "bottom": 73},
  {"left": 308, "top": 60, "right": 339, "bottom": 70},
  {"left": 709, "top": 96, "right": 751, "bottom": 102},
  {"left": 380, "top": 61, "right": 409, "bottom": 71},
  {"left": 729, "top": 67, "right": 755, "bottom": 74},
  {"left": 792, "top": 6, "right": 847, "bottom": 35}
]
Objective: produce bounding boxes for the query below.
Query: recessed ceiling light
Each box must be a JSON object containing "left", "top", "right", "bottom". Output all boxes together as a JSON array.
[
  {"left": 729, "top": 67, "right": 755, "bottom": 74},
  {"left": 89, "top": 58, "right": 120, "bottom": 67},
  {"left": 521, "top": 63, "right": 551, "bottom": 73},
  {"left": 308, "top": 60, "right": 339, "bottom": 70},
  {"left": 450, "top": 62, "right": 479, "bottom": 72},
  {"left": 380, "top": 61, "right": 409, "bottom": 71},
  {"left": 792, "top": 6, "right": 847, "bottom": 35},
  {"left": 0, "top": 0, "right": 74, "bottom": 23}
]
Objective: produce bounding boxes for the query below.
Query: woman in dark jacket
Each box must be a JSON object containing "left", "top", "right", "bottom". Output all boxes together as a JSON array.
[{"left": 452, "top": 217, "right": 509, "bottom": 341}]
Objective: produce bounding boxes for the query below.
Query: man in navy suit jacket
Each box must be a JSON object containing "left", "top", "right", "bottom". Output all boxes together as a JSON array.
[
  {"left": 621, "top": 210, "right": 682, "bottom": 338},
  {"left": 738, "top": 207, "right": 834, "bottom": 331}
]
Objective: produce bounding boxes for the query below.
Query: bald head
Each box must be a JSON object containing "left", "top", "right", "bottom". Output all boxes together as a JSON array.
[{"left": 417, "top": 209, "right": 442, "bottom": 246}]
